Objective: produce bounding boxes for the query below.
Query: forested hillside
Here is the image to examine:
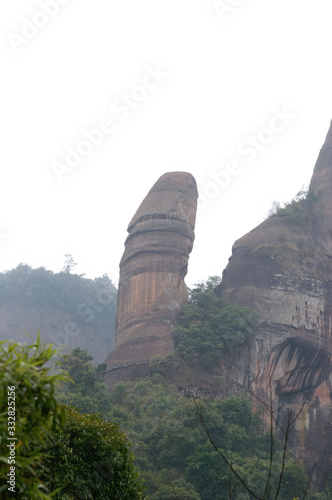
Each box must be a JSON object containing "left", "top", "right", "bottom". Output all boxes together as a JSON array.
[
  {"left": 56, "top": 347, "right": 325, "bottom": 499},
  {"left": 55, "top": 279, "right": 331, "bottom": 498},
  {"left": 2, "top": 273, "right": 332, "bottom": 497},
  {"left": 0, "top": 261, "right": 117, "bottom": 363}
]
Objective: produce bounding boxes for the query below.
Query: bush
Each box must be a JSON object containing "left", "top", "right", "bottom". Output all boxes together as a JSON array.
[
  {"left": 266, "top": 185, "right": 318, "bottom": 227},
  {"left": 0, "top": 338, "right": 146, "bottom": 499},
  {"left": 0, "top": 335, "right": 68, "bottom": 499},
  {"left": 172, "top": 277, "right": 261, "bottom": 368},
  {"left": 37, "top": 406, "right": 145, "bottom": 499}
]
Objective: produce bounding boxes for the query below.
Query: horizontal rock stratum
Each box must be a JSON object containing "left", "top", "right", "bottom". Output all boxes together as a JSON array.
[
  {"left": 104, "top": 171, "right": 198, "bottom": 384},
  {"left": 218, "top": 119, "right": 332, "bottom": 490}
]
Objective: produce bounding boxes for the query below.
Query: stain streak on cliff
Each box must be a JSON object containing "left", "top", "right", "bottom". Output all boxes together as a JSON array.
[
  {"left": 104, "top": 172, "right": 197, "bottom": 386},
  {"left": 219, "top": 119, "right": 332, "bottom": 490}
]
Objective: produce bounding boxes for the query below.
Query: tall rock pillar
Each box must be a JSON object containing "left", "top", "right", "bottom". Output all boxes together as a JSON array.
[{"left": 104, "top": 171, "right": 198, "bottom": 384}]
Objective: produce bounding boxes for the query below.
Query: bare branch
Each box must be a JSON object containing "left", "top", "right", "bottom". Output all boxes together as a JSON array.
[
  {"left": 263, "top": 378, "right": 275, "bottom": 499},
  {"left": 274, "top": 409, "right": 292, "bottom": 499},
  {"left": 194, "top": 399, "right": 263, "bottom": 500},
  {"left": 195, "top": 380, "right": 309, "bottom": 500}
]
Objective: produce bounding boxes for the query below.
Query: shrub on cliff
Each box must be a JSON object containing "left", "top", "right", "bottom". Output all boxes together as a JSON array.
[
  {"left": 266, "top": 185, "right": 318, "bottom": 227},
  {"left": 172, "top": 277, "right": 261, "bottom": 368},
  {"left": 106, "top": 378, "right": 319, "bottom": 499}
]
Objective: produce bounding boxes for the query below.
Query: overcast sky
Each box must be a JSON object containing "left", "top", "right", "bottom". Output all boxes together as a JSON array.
[{"left": 1, "top": 0, "right": 332, "bottom": 288}]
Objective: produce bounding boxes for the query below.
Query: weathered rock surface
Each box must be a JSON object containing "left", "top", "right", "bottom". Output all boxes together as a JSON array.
[
  {"left": 219, "top": 120, "right": 332, "bottom": 489},
  {"left": 103, "top": 172, "right": 198, "bottom": 384}
]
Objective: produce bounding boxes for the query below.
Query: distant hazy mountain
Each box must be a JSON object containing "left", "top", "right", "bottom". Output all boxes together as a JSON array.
[{"left": 0, "top": 264, "right": 117, "bottom": 364}]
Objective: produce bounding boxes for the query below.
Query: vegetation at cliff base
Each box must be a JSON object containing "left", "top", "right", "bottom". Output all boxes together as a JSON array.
[
  {"left": 55, "top": 347, "right": 112, "bottom": 415},
  {"left": 1, "top": 333, "right": 327, "bottom": 498},
  {"left": 52, "top": 333, "right": 325, "bottom": 498},
  {"left": 1, "top": 275, "right": 330, "bottom": 498},
  {"left": 0, "top": 336, "right": 67, "bottom": 498},
  {"left": 172, "top": 277, "right": 261, "bottom": 369},
  {"left": 35, "top": 406, "right": 145, "bottom": 499},
  {"left": 0, "top": 338, "right": 145, "bottom": 499}
]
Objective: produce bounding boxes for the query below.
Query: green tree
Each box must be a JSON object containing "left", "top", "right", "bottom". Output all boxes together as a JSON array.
[
  {"left": 105, "top": 376, "right": 321, "bottom": 499},
  {"left": 278, "top": 462, "right": 308, "bottom": 499},
  {"left": 194, "top": 395, "right": 313, "bottom": 499},
  {"left": 0, "top": 264, "right": 117, "bottom": 336},
  {"left": 0, "top": 335, "right": 68, "bottom": 499},
  {"left": 186, "top": 443, "right": 230, "bottom": 500},
  {"left": 55, "top": 348, "right": 112, "bottom": 415},
  {"left": 62, "top": 254, "right": 77, "bottom": 274},
  {"left": 37, "top": 405, "right": 145, "bottom": 499},
  {"left": 266, "top": 185, "right": 318, "bottom": 226},
  {"left": 58, "top": 348, "right": 96, "bottom": 391},
  {"left": 172, "top": 277, "right": 261, "bottom": 368},
  {"left": 0, "top": 338, "right": 146, "bottom": 499}
]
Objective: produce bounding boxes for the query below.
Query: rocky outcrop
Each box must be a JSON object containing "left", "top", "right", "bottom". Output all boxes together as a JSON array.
[
  {"left": 219, "top": 120, "right": 332, "bottom": 489},
  {"left": 103, "top": 172, "right": 198, "bottom": 384}
]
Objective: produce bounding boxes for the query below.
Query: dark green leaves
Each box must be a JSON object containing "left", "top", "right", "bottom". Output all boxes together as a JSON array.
[{"left": 172, "top": 277, "right": 261, "bottom": 368}]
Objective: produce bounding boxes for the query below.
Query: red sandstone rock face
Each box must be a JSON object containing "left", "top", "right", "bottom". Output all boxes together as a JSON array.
[
  {"left": 219, "top": 120, "right": 332, "bottom": 489},
  {"left": 104, "top": 172, "right": 198, "bottom": 378}
]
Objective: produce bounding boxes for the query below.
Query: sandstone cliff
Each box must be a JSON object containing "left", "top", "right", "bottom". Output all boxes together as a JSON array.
[
  {"left": 103, "top": 172, "right": 198, "bottom": 385},
  {"left": 219, "top": 120, "right": 332, "bottom": 489}
]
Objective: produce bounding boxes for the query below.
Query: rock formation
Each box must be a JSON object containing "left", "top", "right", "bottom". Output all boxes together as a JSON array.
[
  {"left": 219, "top": 120, "right": 332, "bottom": 489},
  {"left": 103, "top": 172, "right": 198, "bottom": 385}
]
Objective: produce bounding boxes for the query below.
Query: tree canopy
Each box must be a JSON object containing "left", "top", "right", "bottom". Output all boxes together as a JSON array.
[
  {"left": 172, "top": 277, "right": 261, "bottom": 368},
  {"left": 0, "top": 338, "right": 145, "bottom": 499}
]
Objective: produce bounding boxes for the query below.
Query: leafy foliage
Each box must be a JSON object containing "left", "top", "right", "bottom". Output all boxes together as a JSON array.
[
  {"left": 106, "top": 379, "right": 316, "bottom": 499},
  {"left": 55, "top": 347, "right": 112, "bottom": 415},
  {"left": 266, "top": 185, "right": 318, "bottom": 226},
  {"left": 0, "top": 335, "right": 68, "bottom": 498},
  {"left": 37, "top": 406, "right": 145, "bottom": 499},
  {"left": 0, "top": 339, "right": 145, "bottom": 499},
  {"left": 172, "top": 277, "right": 261, "bottom": 368},
  {"left": 61, "top": 253, "right": 78, "bottom": 274},
  {"left": 55, "top": 344, "right": 326, "bottom": 498},
  {"left": 0, "top": 264, "right": 117, "bottom": 323}
]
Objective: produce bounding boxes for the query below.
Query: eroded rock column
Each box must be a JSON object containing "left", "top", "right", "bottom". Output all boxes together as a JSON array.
[{"left": 104, "top": 171, "right": 197, "bottom": 379}]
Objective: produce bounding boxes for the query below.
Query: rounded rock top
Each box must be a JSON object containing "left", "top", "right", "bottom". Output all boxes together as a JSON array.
[{"left": 127, "top": 171, "right": 198, "bottom": 232}]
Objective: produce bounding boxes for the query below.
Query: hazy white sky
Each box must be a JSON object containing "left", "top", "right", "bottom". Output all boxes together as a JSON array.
[{"left": 1, "top": 0, "right": 332, "bottom": 288}]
